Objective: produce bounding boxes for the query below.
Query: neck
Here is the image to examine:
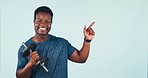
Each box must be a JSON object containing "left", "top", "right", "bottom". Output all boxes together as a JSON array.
[{"left": 32, "top": 34, "right": 49, "bottom": 42}]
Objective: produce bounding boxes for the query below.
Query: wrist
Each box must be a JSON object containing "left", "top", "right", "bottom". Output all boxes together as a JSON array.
[
  {"left": 27, "top": 61, "right": 36, "bottom": 68},
  {"left": 24, "top": 63, "right": 33, "bottom": 70},
  {"left": 84, "top": 38, "right": 92, "bottom": 42}
]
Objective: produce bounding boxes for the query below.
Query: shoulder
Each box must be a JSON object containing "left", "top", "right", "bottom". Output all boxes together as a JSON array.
[
  {"left": 50, "top": 34, "right": 67, "bottom": 42},
  {"left": 50, "top": 35, "right": 69, "bottom": 44}
]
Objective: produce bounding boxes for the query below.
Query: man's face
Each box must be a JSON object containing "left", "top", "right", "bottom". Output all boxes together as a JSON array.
[{"left": 34, "top": 12, "right": 52, "bottom": 35}]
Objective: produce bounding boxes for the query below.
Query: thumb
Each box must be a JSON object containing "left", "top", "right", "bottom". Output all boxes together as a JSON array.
[
  {"left": 83, "top": 25, "right": 88, "bottom": 37},
  {"left": 83, "top": 25, "right": 87, "bottom": 33}
]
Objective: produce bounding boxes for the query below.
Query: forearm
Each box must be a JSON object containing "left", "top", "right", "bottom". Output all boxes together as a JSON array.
[
  {"left": 16, "top": 62, "right": 33, "bottom": 78},
  {"left": 79, "top": 41, "right": 90, "bottom": 63},
  {"left": 78, "top": 21, "right": 95, "bottom": 62},
  {"left": 69, "top": 22, "right": 95, "bottom": 63}
]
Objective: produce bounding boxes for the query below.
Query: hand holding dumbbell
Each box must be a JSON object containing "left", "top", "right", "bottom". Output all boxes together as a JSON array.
[
  {"left": 21, "top": 42, "right": 49, "bottom": 72},
  {"left": 29, "top": 51, "right": 40, "bottom": 66}
]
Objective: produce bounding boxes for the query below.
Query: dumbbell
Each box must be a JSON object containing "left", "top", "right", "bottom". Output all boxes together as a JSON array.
[{"left": 21, "top": 42, "right": 49, "bottom": 72}]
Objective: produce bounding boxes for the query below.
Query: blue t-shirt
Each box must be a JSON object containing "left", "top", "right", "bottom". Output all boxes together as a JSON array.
[{"left": 17, "top": 34, "right": 76, "bottom": 78}]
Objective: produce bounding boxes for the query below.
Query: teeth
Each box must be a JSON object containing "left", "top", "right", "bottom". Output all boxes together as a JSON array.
[{"left": 39, "top": 28, "right": 46, "bottom": 31}]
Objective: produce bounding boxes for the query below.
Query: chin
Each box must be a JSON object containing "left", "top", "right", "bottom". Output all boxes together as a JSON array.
[
  {"left": 39, "top": 33, "right": 48, "bottom": 35},
  {"left": 36, "top": 32, "right": 48, "bottom": 36},
  {"left": 40, "top": 34, "right": 48, "bottom": 35}
]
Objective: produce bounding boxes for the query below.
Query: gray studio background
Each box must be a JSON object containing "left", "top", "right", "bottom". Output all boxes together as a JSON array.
[{"left": 1, "top": 0, "right": 148, "bottom": 78}]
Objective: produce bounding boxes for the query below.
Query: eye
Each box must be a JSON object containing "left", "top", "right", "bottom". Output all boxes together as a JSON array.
[
  {"left": 35, "top": 19, "right": 42, "bottom": 23},
  {"left": 38, "top": 20, "right": 42, "bottom": 23},
  {"left": 45, "top": 21, "right": 51, "bottom": 24}
]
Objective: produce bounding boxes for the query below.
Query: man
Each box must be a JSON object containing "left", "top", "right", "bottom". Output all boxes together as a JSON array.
[{"left": 16, "top": 6, "right": 95, "bottom": 78}]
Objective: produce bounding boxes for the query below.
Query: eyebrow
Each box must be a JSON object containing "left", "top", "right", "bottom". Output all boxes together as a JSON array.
[{"left": 36, "top": 18, "right": 41, "bottom": 20}]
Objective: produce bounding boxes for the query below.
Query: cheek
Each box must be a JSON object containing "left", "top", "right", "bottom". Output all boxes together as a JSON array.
[
  {"left": 34, "top": 23, "right": 39, "bottom": 27},
  {"left": 48, "top": 25, "right": 51, "bottom": 28},
  {"left": 47, "top": 23, "right": 52, "bottom": 27},
  {"left": 34, "top": 24, "right": 39, "bottom": 30}
]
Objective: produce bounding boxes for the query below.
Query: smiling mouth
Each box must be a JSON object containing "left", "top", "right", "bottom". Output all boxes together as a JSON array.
[{"left": 39, "top": 27, "right": 47, "bottom": 31}]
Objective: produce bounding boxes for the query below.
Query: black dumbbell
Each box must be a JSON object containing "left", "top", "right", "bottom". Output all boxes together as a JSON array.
[
  {"left": 21, "top": 42, "right": 49, "bottom": 72},
  {"left": 33, "top": 57, "right": 48, "bottom": 72},
  {"left": 21, "top": 43, "right": 37, "bottom": 57}
]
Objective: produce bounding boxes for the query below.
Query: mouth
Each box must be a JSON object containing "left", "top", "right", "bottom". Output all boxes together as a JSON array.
[
  {"left": 39, "top": 28, "right": 46, "bottom": 31},
  {"left": 36, "top": 26, "right": 50, "bottom": 35},
  {"left": 39, "top": 27, "right": 47, "bottom": 31}
]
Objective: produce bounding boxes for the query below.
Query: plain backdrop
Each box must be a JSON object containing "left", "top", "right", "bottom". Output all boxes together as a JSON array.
[{"left": 1, "top": 0, "right": 148, "bottom": 78}]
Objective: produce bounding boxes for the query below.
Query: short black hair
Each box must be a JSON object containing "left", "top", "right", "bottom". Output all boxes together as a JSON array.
[{"left": 34, "top": 6, "right": 53, "bottom": 21}]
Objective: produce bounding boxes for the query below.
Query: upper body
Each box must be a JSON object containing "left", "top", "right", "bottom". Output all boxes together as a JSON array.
[
  {"left": 16, "top": 6, "right": 95, "bottom": 78},
  {"left": 17, "top": 34, "right": 76, "bottom": 78}
]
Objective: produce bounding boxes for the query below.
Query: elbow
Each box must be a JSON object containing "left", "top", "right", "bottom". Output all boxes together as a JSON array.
[
  {"left": 79, "top": 59, "right": 87, "bottom": 63},
  {"left": 16, "top": 71, "right": 22, "bottom": 78},
  {"left": 80, "top": 61, "right": 86, "bottom": 63},
  {"left": 16, "top": 71, "right": 19, "bottom": 78},
  {"left": 78, "top": 57, "right": 88, "bottom": 63}
]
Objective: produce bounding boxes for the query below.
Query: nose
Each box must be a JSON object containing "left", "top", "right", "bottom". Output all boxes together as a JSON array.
[{"left": 40, "top": 22, "right": 46, "bottom": 27}]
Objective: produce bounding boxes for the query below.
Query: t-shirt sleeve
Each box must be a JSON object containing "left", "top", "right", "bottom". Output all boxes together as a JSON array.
[
  {"left": 16, "top": 46, "right": 28, "bottom": 70},
  {"left": 66, "top": 40, "right": 77, "bottom": 58}
]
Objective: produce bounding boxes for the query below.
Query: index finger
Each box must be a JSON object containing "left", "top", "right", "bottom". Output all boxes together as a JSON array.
[{"left": 88, "top": 22, "right": 95, "bottom": 29}]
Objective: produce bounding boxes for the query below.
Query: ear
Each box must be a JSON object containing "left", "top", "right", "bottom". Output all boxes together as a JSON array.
[
  {"left": 33, "top": 20, "right": 36, "bottom": 24},
  {"left": 33, "top": 20, "right": 36, "bottom": 27},
  {"left": 33, "top": 19, "right": 35, "bottom": 22}
]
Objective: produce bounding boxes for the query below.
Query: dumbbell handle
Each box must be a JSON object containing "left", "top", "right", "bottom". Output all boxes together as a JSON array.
[
  {"left": 41, "top": 63, "right": 49, "bottom": 72},
  {"left": 21, "top": 42, "right": 33, "bottom": 54},
  {"left": 22, "top": 42, "right": 27, "bottom": 48}
]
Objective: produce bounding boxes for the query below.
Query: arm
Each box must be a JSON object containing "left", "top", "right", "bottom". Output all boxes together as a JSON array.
[
  {"left": 16, "top": 52, "right": 39, "bottom": 78},
  {"left": 69, "top": 22, "right": 95, "bottom": 63},
  {"left": 16, "top": 62, "right": 33, "bottom": 78}
]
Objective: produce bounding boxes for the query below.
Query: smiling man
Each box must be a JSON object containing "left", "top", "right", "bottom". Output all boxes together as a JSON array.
[{"left": 16, "top": 6, "right": 95, "bottom": 78}]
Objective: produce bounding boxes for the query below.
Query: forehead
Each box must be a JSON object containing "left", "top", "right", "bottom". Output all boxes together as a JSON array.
[{"left": 36, "top": 12, "right": 51, "bottom": 19}]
